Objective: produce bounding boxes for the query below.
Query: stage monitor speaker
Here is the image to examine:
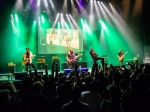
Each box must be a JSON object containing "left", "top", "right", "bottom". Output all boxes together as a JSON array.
[
  {"left": 15, "top": 72, "right": 27, "bottom": 80},
  {"left": 61, "top": 62, "right": 87, "bottom": 70}
]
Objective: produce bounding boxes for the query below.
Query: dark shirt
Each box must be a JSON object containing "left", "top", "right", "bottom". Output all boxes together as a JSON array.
[
  {"left": 118, "top": 52, "right": 124, "bottom": 57},
  {"left": 6, "top": 98, "right": 21, "bottom": 112},
  {"left": 61, "top": 101, "right": 91, "bottom": 112},
  {"left": 27, "top": 93, "right": 49, "bottom": 112},
  {"left": 90, "top": 51, "right": 98, "bottom": 60},
  {"left": 48, "top": 96, "right": 70, "bottom": 112},
  {"left": 25, "top": 51, "right": 30, "bottom": 58}
]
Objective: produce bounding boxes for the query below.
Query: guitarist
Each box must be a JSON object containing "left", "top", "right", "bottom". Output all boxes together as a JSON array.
[
  {"left": 89, "top": 47, "right": 104, "bottom": 70},
  {"left": 23, "top": 48, "right": 34, "bottom": 73},
  {"left": 90, "top": 48, "right": 98, "bottom": 60},
  {"left": 66, "top": 49, "right": 77, "bottom": 68},
  {"left": 118, "top": 49, "right": 125, "bottom": 66}
]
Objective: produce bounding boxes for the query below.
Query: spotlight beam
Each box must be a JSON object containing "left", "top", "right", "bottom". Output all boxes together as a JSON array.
[
  {"left": 49, "top": 0, "right": 55, "bottom": 9},
  {"left": 62, "top": 0, "right": 68, "bottom": 13},
  {"left": 94, "top": 1, "right": 101, "bottom": 19},
  {"left": 69, "top": 15, "right": 80, "bottom": 29},
  {"left": 37, "top": 0, "right": 40, "bottom": 7},
  {"left": 98, "top": 2, "right": 112, "bottom": 25},
  {"left": 61, "top": 14, "right": 64, "bottom": 29},
  {"left": 76, "top": 0, "right": 88, "bottom": 16},
  {"left": 66, "top": 14, "right": 74, "bottom": 29},
  {"left": 44, "top": 0, "right": 48, "bottom": 7},
  {"left": 110, "top": 4, "right": 140, "bottom": 52},
  {"left": 52, "top": 14, "right": 60, "bottom": 28}
]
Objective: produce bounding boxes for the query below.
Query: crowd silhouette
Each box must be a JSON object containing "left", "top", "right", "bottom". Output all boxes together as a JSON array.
[{"left": 1, "top": 59, "right": 150, "bottom": 112}]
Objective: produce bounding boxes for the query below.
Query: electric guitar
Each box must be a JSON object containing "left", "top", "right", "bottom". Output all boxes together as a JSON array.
[
  {"left": 67, "top": 54, "right": 83, "bottom": 65},
  {"left": 23, "top": 54, "right": 36, "bottom": 63},
  {"left": 118, "top": 52, "right": 128, "bottom": 61}
]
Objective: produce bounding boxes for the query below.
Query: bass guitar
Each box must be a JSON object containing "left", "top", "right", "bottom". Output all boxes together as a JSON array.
[{"left": 67, "top": 54, "right": 83, "bottom": 65}]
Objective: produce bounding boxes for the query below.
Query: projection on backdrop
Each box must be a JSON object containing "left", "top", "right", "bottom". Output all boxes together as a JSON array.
[{"left": 38, "top": 28, "right": 81, "bottom": 54}]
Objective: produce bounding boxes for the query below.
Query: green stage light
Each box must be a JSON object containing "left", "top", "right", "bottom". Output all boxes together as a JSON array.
[
  {"left": 56, "top": 21, "right": 60, "bottom": 29},
  {"left": 34, "top": 21, "right": 36, "bottom": 27},
  {"left": 65, "top": 22, "right": 70, "bottom": 30},
  {"left": 41, "top": 15, "right": 45, "bottom": 23},
  {"left": 15, "top": 14, "right": 18, "bottom": 23}
]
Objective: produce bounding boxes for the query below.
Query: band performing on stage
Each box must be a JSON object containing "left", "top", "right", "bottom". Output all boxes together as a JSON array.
[{"left": 23, "top": 47, "right": 128, "bottom": 72}]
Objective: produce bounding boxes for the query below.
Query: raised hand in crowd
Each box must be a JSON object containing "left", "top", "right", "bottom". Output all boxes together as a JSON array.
[{"left": 73, "top": 63, "right": 81, "bottom": 86}]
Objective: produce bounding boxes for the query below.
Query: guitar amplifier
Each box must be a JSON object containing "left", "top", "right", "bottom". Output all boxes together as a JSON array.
[
  {"left": 36, "top": 56, "right": 45, "bottom": 70},
  {"left": 37, "top": 63, "right": 45, "bottom": 70}
]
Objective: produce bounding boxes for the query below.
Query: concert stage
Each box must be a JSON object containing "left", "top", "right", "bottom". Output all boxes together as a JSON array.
[{"left": 0, "top": 67, "right": 90, "bottom": 81}]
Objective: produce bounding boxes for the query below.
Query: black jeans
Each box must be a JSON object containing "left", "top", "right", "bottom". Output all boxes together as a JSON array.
[{"left": 25, "top": 62, "right": 32, "bottom": 72}]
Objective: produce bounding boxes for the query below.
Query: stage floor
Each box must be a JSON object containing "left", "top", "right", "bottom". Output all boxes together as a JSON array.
[
  {"left": 0, "top": 68, "right": 92, "bottom": 81},
  {"left": 0, "top": 70, "right": 51, "bottom": 81}
]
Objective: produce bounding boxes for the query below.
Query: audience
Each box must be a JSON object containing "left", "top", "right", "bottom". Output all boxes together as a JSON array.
[
  {"left": 27, "top": 81, "right": 49, "bottom": 112},
  {"left": 0, "top": 61, "right": 150, "bottom": 112},
  {"left": 48, "top": 84, "right": 70, "bottom": 112},
  {"left": 0, "top": 89, "right": 10, "bottom": 112},
  {"left": 100, "top": 99, "right": 114, "bottom": 112},
  {"left": 61, "top": 86, "right": 90, "bottom": 112},
  {"left": 119, "top": 79, "right": 130, "bottom": 95},
  {"left": 80, "top": 81, "right": 102, "bottom": 112},
  {"left": 3, "top": 82, "right": 21, "bottom": 112}
]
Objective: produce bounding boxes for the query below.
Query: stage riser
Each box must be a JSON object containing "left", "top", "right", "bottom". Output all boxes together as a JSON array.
[
  {"left": 15, "top": 71, "right": 44, "bottom": 80},
  {"left": 61, "top": 62, "right": 87, "bottom": 70},
  {"left": 64, "top": 68, "right": 89, "bottom": 73},
  {"left": 15, "top": 72, "right": 27, "bottom": 80}
]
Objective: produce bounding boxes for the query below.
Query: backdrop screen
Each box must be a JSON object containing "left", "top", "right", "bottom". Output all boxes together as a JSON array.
[{"left": 38, "top": 28, "right": 82, "bottom": 54}]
